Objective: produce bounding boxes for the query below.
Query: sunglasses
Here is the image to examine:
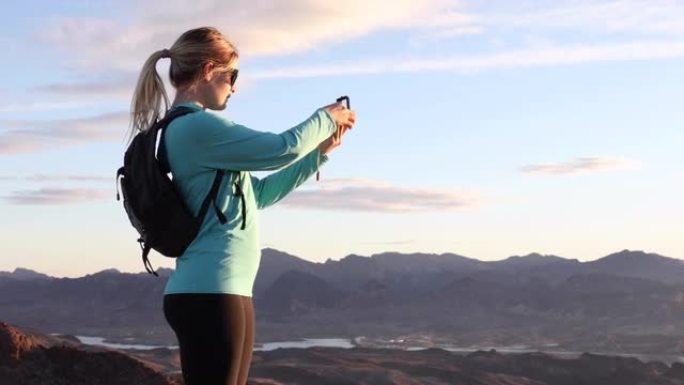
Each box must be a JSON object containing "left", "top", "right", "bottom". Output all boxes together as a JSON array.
[{"left": 225, "top": 69, "right": 239, "bottom": 86}]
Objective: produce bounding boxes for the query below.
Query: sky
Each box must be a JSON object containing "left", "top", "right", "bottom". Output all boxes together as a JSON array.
[{"left": 0, "top": 0, "right": 682, "bottom": 277}]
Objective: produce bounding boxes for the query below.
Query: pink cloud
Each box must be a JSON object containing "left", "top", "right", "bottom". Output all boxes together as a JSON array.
[
  {"left": 521, "top": 157, "right": 641, "bottom": 175},
  {"left": 0, "top": 111, "right": 128, "bottom": 155},
  {"left": 0, "top": 174, "right": 110, "bottom": 182},
  {"left": 280, "top": 178, "right": 481, "bottom": 212},
  {"left": 4, "top": 188, "right": 111, "bottom": 205}
]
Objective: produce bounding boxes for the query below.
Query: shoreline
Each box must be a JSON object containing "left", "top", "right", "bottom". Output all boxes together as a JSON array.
[{"left": 69, "top": 334, "right": 684, "bottom": 364}]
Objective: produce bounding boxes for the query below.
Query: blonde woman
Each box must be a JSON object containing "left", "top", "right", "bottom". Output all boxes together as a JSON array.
[{"left": 129, "top": 27, "right": 356, "bottom": 385}]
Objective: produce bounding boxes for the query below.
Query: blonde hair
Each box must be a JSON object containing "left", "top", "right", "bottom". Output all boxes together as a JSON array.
[{"left": 128, "top": 27, "right": 239, "bottom": 140}]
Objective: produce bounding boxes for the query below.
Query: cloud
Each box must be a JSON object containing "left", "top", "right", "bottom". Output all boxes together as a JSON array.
[
  {"left": 27, "top": 1, "right": 466, "bottom": 101},
  {"left": 250, "top": 40, "right": 684, "bottom": 79},
  {"left": 279, "top": 178, "right": 480, "bottom": 212},
  {"left": 34, "top": 82, "right": 135, "bottom": 102},
  {"left": 29, "top": 1, "right": 684, "bottom": 103},
  {"left": 3, "top": 188, "right": 111, "bottom": 205},
  {"left": 0, "top": 174, "right": 110, "bottom": 182},
  {"left": 520, "top": 157, "right": 641, "bottom": 175},
  {"left": 0, "top": 111, "right": 129, "bottom": 155},
  {"left": 39, "top": 38, "right": 684, "bottom": 100},
  {"left": 416, "top": 25, "right": 484, "bottom": 40},
  {"left": 0, "top": 101, "right": 116, "bottom": 114},
  {"left": 31, "top": 0, "right": 684, "bottom": 101},
  {"left": 356, "top": 240, "right": 418, "bottom": 246},
  {"left": 41, "top": 0, "right": 684, "bottom": 77},
  {"left": 488, "top": 0, "right": 684, "bottom": 36},
  {"left": 38, "top": 0, "right": 473, "bottom": 71}
]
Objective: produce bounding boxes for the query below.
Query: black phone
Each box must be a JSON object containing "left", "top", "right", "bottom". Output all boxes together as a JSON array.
[{"left": 336, "top": 95, "right": 350, "bottom": 109}]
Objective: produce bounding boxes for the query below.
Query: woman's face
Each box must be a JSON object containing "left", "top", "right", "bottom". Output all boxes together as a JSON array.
[{"left": 200, "top": 60, "right": 239, "bottom": 110}]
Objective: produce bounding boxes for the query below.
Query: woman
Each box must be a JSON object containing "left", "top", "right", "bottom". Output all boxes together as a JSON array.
[{"left": 128, "top": 27, "right": 356, "bottom": 385}]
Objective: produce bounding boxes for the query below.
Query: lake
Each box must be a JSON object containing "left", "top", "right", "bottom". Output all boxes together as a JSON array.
[
  {"left": 73, "top": 336, "right": 684, "bottom": 364},
  {"left": 74, "top": 336, "right": 354, "bottom": 351}
]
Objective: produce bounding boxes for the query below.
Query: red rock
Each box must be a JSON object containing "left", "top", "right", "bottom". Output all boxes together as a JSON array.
[
  {"left": 0, "top": 322, "right": 39, "bottom": 366},
  {"left": 0, "top": 322, "right": 179, "bottom": 385}
]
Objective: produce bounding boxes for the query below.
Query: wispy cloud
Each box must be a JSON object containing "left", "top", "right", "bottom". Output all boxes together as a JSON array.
[
  {"left": 488, "top": 0, "right": 684, "bottom": 36},
  {"left": 38, "top": 37, "right": 684, "bottom": 100},
  {"left": 31, "top": 0, "right": 471, "bottom": 99},
  {"left": 41, "top": 0, "right": 681, "bottom": 74},
  {"left": 35, "top": 81, "right": 136, "bottom": 101},
  {"left": 32, "top": 1, "right": 684, "bottom": 100},
  {"left": 0, "top": 174, "right": 110, "bottom": 182},
  {"left": 4, "top": 188, "right": 110, "bottom": 205},
  {"left": 0, "top": 100, "right": 116, "bottom": 114},
  {"left": 356, "top": 240, "right": 418, "bottom": 246},
  {"left": 280, "top": 178, "right": 481, "bottom": 212},
  {"left": 38, "top": 0, "right": 473, "bottom": 71},
  {"left": 251, "top": 40, "right": 684, "bottom": 78},
  {"left": 520, "top": 157, "right": 641, "bottom": 176},
  {"left": 0, "top": 111, "right": 129, "bottom": 155}
]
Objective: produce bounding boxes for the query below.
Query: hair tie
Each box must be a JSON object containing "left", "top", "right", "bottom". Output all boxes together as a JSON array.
[{"left": 160, "top": 48, "right": 171, "bottom": 58}]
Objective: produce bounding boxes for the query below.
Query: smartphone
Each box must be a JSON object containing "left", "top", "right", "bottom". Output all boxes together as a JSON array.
[{"left": 336, "top": 95, "right": 350, "bottom": 109}]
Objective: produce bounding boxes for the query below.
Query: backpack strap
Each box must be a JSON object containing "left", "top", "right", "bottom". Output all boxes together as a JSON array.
[
  {"left": 157, "top": 107, "right": 196, "bottom": 174},
  {"left": 201, "top": 170, "right": 227, "bottom": 225},
  {"left": 139, "top": 239, "right": 158, "bottom": 277},
  {"left": 233, "top": 174, "right": 247, "bottom": 230},
  {"left": 155, "top": 106, "right": 230, "bottom": 223},
  {"left": 203, "top": 170, "right": 246, "bottom": 229},
  {"left": 156, "top": 107, "right": 242, "bottom": 230}
]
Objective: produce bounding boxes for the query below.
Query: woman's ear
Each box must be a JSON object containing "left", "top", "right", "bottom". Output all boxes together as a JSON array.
[{"left": 202, "top": 62, "right": 214, "bottom": 82}]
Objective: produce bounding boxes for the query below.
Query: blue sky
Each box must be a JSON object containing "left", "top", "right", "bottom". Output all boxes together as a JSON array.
[{"left": 1, "top": 0, "right": 682, "bottom": 277}]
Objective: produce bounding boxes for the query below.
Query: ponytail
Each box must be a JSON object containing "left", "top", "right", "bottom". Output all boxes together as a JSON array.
[{"left": 127, "top": 50, "right": 170, "bottom": 142}]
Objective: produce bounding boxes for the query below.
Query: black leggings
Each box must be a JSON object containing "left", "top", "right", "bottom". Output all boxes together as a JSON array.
[{"left": 163, "top": 293, "right": 254, "bottom": 385}]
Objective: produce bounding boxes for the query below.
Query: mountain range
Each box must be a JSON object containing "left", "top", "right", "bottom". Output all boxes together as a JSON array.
[{"left": 2, "top": 249, "right": 684, "bottom": 353}]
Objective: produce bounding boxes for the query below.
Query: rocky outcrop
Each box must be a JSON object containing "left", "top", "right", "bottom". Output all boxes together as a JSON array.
[{"left": 0, "top": 322, "right": 179, "bottom": 385}]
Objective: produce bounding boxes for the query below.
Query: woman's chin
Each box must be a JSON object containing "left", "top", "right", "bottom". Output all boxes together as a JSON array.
[
  {"left": 215, "top": 96, "right": 231, "bottom": 111},
  {"left": 210, "top": 100, "right": 228, "bottom": 111}
]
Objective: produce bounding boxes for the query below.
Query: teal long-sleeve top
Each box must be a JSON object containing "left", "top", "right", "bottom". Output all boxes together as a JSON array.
[{"left": 162, "top": 102, "right": 336, "bottom": 297}]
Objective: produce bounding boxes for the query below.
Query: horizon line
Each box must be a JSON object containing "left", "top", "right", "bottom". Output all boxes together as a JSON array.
[{"left": 1, "top": 248, "right": 676, "bottom": 279}]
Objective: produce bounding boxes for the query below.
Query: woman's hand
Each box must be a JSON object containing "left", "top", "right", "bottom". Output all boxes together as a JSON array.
[
  {"left": 318, "top": 124, "right": 351, "bottom": 156},
  {"left": 323, "top": 102, "right": 356, "bottom": 130},
  {"left": 319, "top": 102, "right": 356, "bottom": 156}
]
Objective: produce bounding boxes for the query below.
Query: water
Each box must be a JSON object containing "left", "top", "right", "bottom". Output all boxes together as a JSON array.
[
  {"left": 75, "top": 336, "right": 178, "bottom": 350},
  {"left": 255, "top": 338, "right": 355, "bottom": 351},
  {"left": 73, "top": 336, "right": 354, "bottom": 351},
  {"left": 71, "top": 336, "right": 684, "bottom": 364}
]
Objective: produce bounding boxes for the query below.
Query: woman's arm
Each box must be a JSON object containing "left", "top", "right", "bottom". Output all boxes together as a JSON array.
[
  {"left": 250, "top": 149, "right": 328, "bottom": 209},
  {"left": 193, "top": 108, "right": 336, "bottom": 171}
]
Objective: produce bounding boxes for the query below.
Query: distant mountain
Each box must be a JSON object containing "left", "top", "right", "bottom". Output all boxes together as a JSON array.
[
  {"left": 315, "top": 251, "right": 485, "bottom": 289},
  {"left": 493, "top": 252, "right": 580, "bottom": 271},
  {"left": 306, "top": 249, "right": 684, "bottom": 293},
  {"left": 0, "top": 269, "right": 168, "bottom": 342},
  {"left": 3, "top": 248, "right": 684, "bottom": 349},
  {"left": 258, "top": 270, "right": 346, "bottom": 317},
  {"left": 558, "top": 273, "right": 670, "bottom": 294},
  {"left": 254, "top": 248, "right": 318, "bottom": 295},
  {"left": 0, "top": 268, "right": 51, "bottom": 280},
  {"left": 587, "top": 250, "right": 684, "bottom": 284}
]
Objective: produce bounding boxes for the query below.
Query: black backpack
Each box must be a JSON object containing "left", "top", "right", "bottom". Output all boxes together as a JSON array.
[{"left": 116, "top": 107, "right": 230, "bottom": 276}]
